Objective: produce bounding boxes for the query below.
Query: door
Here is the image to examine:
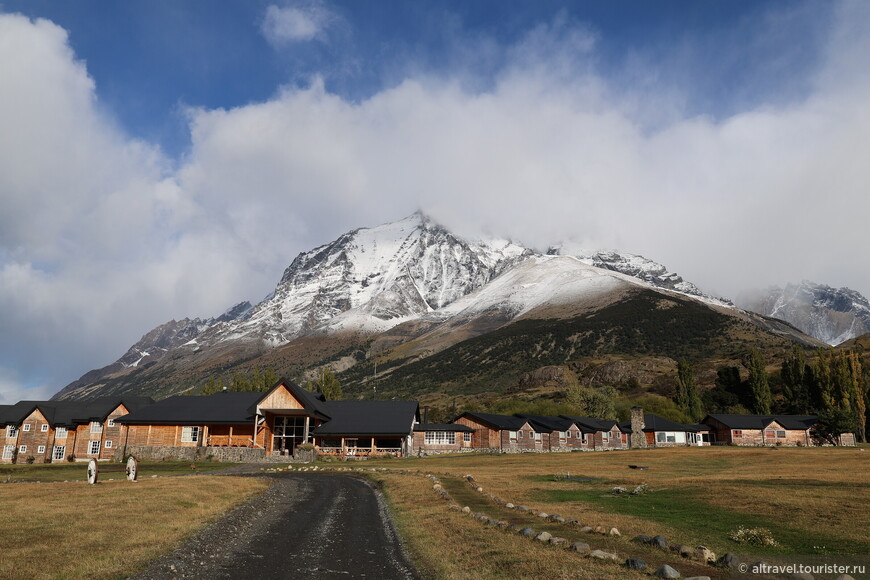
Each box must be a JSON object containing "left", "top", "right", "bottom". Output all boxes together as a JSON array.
[{"left": 272, "top": 416, "right": 306, "bottom": 454}]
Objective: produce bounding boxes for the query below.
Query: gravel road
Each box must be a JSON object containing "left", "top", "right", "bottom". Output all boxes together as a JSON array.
[{"left": 130, "top": 472, "right": 419, "bottom": 580}]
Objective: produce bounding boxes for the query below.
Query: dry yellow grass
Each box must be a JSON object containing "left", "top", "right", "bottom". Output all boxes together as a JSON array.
[{"left": 0, "top": 475, "right": 268, "bottom": 580}]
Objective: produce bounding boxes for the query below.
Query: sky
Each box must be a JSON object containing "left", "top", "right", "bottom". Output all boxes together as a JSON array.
[{"left": 1, "top": 0, "right": 869, "bottom": 403}]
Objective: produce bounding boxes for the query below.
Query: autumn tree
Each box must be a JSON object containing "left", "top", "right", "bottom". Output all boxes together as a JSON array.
[{"left": 743, "top": 348, "right": 772, "bottom": 414}]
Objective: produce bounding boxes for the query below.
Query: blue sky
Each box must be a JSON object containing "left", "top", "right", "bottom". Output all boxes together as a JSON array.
[{"left": 1, "top": 1, "right": 869, "bottom": 403}]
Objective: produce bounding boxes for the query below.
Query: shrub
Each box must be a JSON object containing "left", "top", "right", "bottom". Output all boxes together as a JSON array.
[
  {"left": 729, "top": 526, "right": 778, "bottom": 547},
  {"left": 67, "top": 454, "right": 76, "bottom": 462},
  {"left": 25, "top": 456, "right": 35, "bottom": 464},
  {"left": 631, "top": 482, "right": 649, "bottom": 495}
]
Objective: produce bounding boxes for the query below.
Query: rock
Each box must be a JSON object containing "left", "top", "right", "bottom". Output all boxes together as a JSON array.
[
  {"left": 504, "top": 503, "right": 515, "bottom": 509},
  {"left": 588, "top": 550, "right": 619, "bottom": 561},
  {"left": 569, "top": 541, "right": 591, "bottom": 554},
  {"left": 537, "top": 512, "right": 548, "bottom": 518},
  {"left": 547, "top": 513, "right": 561, "bottom": 520},
  {"left": 566, "top": 518, "right": 579, "bottom": 526},
  {"left": 516, "top": 505, "right": 529, "bottom": 512},
  {"left": 461, "top": 506, "right": 471, "bottom": 514},
  {"left": 608, "top": 527, "right": 620, "bottom": 536},
  {"left": 654, "top": 564, "right": 681, "bottom": 578},
  {"left": 748, "top": 561, "right": 769, "bottom": 574},
  {"left": 650, "top": 535, "right": 668, "bottom": 550},
  {"left": 594, "top": 525, "right": 607, "bottom": 534},
  {"left": 549, "top": 537, "right": 567, "bottom": 546},
  {"left": 678, "top": 545, "right": 693, "bottom": 558},
  {"left": 496, "top": 520, "right": 510, "bottom": 528},
  {"left": 580, "top": 526, "right": 594, "bottom": 533},
  {"left": 693, "top": 546, "right": 716, "bottom": 564},
  {"left": 518, "top": 527, "right": 535, "bottom": 537},
  {"left": 534, "top": 532, "right": 552, "bottom": 542},
  {"left": 475, "top": 486, "right": 484, "bottom": 493},
  {"left": 448, "top": 504, "right": 461, "bottom": 511},
  {"left": 631, "top": 534, "right": 652, "bottom": 544},
  {"left": 551, "top": 515, "right": 566, "bottom": 523},
  {"left": 624, "top": 558, "right": 647, "bottom": 571},
  {"left": 508, "top": 524, "right": 522, "bottom": 532},
  {"left": 716, "top": 553, "right": 741, "bottom": 569}
]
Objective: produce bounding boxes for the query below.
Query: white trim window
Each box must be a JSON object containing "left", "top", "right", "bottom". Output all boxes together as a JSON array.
[
  {"left": 463, "top": 432, "right": 472, "bottom": 443},
  {"left": 508, "top": 430, "right": 518, "bottom": 442},
  {"left": 517, "top": 430, "right": 524, "bottom": 439},
  {"left": 55, "top": 427, "right": 67, "bottom": 439},
  {"left": 601, "top": 431, "right": 610, "bottom": 442},
  {"left": 90, "top": 421, "right": 103, "bottom": 434},
  {"left": 534, "top": 432, "right": 543, "bottom": 443},
  {"left": 19, "top": 445, "right": 27, "bottom": 453},
  {"left": 104, "top": 440, "right": 113, "bottom": 449},
  {"left": 559, "top": 431, "right": 567, "bottom": 442},
  {"left": 424, "top": 431, "right": 455, "bottom": 445},
  {"left": 107, "top": 419, "right": 115, "bottom": 428},
  {"left": 37, "top": 445, "right": 46, "bottom": 454},
  {"left": 52, "top": 446, "right": 66, "bottom": 461},
  {"left": 22, "top": 423, "right": 31, "bottom": 432},
  {"left": 3, "top": 445, "right": 15, "bottom": 460},
  {"left": 5, "top": 426, "right": 18, "bottom": 438},
  {"left": 181, "top": 426, "right": 200, "bottom": 443},
  {"left": 41, "top": 424, "right": 49, "bottom": 432},
  {"left": 88, "top": 440, "right": 100, "bottom": 455}
]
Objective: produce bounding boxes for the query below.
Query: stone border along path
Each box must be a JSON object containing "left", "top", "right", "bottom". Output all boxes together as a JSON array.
[{"left": 270, "top": 464, "right": 759, "bottom": 580}]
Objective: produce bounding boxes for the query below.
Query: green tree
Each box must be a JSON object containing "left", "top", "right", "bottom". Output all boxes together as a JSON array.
[
  {"left": 781, "top": 346, "right": 813, "bottom": 413},
  {"left": 743, "top": 349, "right": 772, "bottom": 414},
  {"left": 201, "top": 376, "right": 225, "bottom": 395},
  {"left": 673, "top": 360, "right": 704, "bottom": 421},
  {"left": 565, "top": 384, "right": 617, "bottom": 420},
  {"left": 813, "top": 408, "right": 857, "bottom": 445},
  {"left": 308, "top": 368, "right": 342, "bottom": 400},
  {"left": 263, "top": 367, "right": 280, "bottom": 390},
  {"left": 230, "top": 370, "right": 252, "bottom": 392}
]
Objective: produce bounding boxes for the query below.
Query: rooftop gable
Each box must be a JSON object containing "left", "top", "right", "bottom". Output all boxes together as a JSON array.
[
  {"left": 704, "top": 414, "right": 818, "bottom": 431},
  {"left": 457, "top": 412, "right": 528, "bottom": 431}
]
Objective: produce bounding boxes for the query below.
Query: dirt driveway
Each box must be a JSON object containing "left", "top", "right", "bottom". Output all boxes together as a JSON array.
[{"left": 131, "top": 472, "right": 418, "bottom": 579}]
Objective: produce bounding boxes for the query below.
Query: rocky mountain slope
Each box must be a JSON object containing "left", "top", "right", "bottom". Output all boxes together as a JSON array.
[
  {"left": 737, "top": 281, "right": 870, "bottom": 345},
  {"left": 53, "top": 213, "right": 822, "bottom": 401}
]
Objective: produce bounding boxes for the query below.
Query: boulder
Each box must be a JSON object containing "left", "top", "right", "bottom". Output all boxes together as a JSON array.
[
  {"left": 535, "top": 532, "right": 552, "bottom": 543},
  {"left": 650, "top": 535, "right": 668, "bottom": 550},
  {"left": 461, "top": 506, "right": 471, "bottom": 514},
  {"left": 588, "top": 550, "right": 620, "bottom": 561},
  {"left": 608, "top": 527, "right": 621, "bottom": 536},
  {"left": 654, "top": 564, "right": 681, "bottom": 578},
  {"left": 631, "top": 534, "right": 652, "bottom": 545},
  {"left": 716, "top": 553, "right": 741, "bottom": 569},
  {"left": 551, "top": 515, "right": 566, "bottom": 523},
  {"left": 624, "top": 558, "right": 647, "bottom": 571},
  {"left": 548, "top": 537, "right": 567, "bottom": 546},
  {"left": 693, "top": 546, "right": 716, "bottom": 564},
  {"left": 569, "top": 542, "right": 591, "bottom": 554},
  {"left": 580, "top": 526, "right": 594, "bottom": 533},
  {"left": 518, "top": 527, "right": 535, "bottom": 537},
  {"left": 594, "top": 526, "right": 607, "bottom": 535},
  {"left": 677, "top": 545, "right": 693, "bottom": 558},
  {"left": 537, "top": 512, "right": 549, "bottom": 518},
  {"left": 516, "top": 505, "right": 529, "bottom": 512},
  {"left": 504, "top": 502, "right": 515, "bottom": 509}
]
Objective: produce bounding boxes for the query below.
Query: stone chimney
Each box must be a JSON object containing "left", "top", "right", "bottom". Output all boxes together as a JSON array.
[{"left": 630, "top": 406, "right": 647, "bottom": 449}]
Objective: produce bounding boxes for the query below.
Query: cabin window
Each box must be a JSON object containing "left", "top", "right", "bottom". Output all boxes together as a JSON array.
[
  {"left": 88, "top": 441, "right": 100, "bottom": 455},
  {"left": 517, "top": 430, "right": 524, "bottom": 438},
  {"left": 55, "top": 427, "right": 67, "bottom": 439},
  {"left": 6, "top": 426, "right": 17, "bottom": 438},
  {"left": 107, "top": 419, "right": 115, "bottom": 428},
  {"left": 41, "top": 424, "right": 49, "bottom": 432},
  {"left": 559, "top": 431, "right": 567, "bottom": 441},
  {"left": 463, "top": 432, "right": 472, "bottom": 443},
  {"left": 425, "top": 431, "right": 455, "bottom": 445},
  {"left": 181, "top": 426, "right": 200, "bottom": 443},
  {"left": 581, "top": 434, "right": 588, "bottom": 444},
  {"left": 534, "top": 432, "right": 542, "bottom": 443},
  {"left": 37, "top": 445, "right": 46, "bottom": 454},
  {"left": 90, "top": 421, "right": 103, "bottom": 434},
  {"left": 23, "top": 424, "right": 31, "bottom": 432},
  {"left": 733, "top": 429, "right": 743, "bottom": 437},
  {"left": 19, "top": 445, "right": 27, "bottom": 453},
  {"left": 687, "top": 433, "right": 697, "bottom": 444},
  {"left": 508, "top": 431, "right": 518, "bottom": 441},
  {"left": 2, "top": 445, "right": 14, "bottom": 460},
  {"left": 776, "top": 430, "right": 786, "bottom": 438},
  {"left": 104, "top": 440, "right": 113, "bottom": 448},
  {"left": 602, "top": 431, "right": 610, "bottom": 442},
  {"left": 656, "top": 432, "right": 681, "bottom": 443},
  {"left": 53, "top": 446, "right": 65, "bottom": 460}
]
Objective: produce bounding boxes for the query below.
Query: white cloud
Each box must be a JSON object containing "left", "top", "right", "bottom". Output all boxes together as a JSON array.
[{"left": 261, "top": 2, "right": 337, "bottom": 46}]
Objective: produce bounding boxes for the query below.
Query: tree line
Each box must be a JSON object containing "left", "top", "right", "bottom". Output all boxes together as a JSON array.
[{"left": 199, "top": 367, "right": 342, "bottom": 400}]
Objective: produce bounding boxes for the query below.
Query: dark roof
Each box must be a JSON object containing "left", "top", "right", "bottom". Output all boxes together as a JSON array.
[
  {"left": 619, "top": 413, "right": 698, "bottom": 433},
  {"left": 0, "top": 397, "right": 154, "bottom": 427},
  {"left": 414, "top": 423, "right": 475, "bottom": 432},
  {"left": 559, "top": 415, "right": 622, "bottom": 433},
  {"left": 457, "top": 412, "right": 529, "bottom": 431},
  {"left": 117, "top": 392, "right": 262, "bottom": 425},
  {"left": 249, "top": 380, "right": 331, "bottom": 421},
  {"left": 313, "top": 401, "right": 419, "bottom": 436},
  {"left": 704, "top": 414, "right": 817, "bottom": 430},
  {"left": 515, "top": 414, "right": 575, "bottom": 433}
]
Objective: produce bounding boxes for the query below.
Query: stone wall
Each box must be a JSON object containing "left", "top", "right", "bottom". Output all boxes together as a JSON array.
[
  {"left": 630, "top": 407, "right": 647, "bottom": 449},
  {"left": 115, "top": 445, "right": 267, "bottom": 463}
]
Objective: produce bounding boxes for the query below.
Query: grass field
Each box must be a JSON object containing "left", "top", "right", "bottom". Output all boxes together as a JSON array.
[
  {"left": 364, "top": 446, "right": 870, "bottom": 578},
  {"left": 0, "top": 460, "right": 237, "bottom": 483},
  {"left": 0, "top": 474, "right": 268, "bottom": 579}
]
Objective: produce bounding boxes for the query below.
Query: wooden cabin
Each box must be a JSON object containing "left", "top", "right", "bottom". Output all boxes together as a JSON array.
[
  {"left": 703, "top": 414, "right": 856, "bottom": 446},
  {"left": 453, "top": 412, "right": 546, "bottom": 452},
  {"left": 619, "top": 413, "right": 711, "bottom": 447},
  {"left": 560, "top": 415, "right": 629, "bottom": 450}
]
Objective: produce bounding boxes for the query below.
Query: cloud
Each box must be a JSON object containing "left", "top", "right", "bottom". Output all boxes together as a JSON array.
[
  {"left": 261, "top": 1, "right": 337, "bottom": 46},
  {"left": 3, "top": 3, "right": 870, "bottom": 403}
]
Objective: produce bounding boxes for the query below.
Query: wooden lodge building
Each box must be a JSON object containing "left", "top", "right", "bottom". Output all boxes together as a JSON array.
[{"left": 703, "top": 414, "right": 857, "bottom": 447}]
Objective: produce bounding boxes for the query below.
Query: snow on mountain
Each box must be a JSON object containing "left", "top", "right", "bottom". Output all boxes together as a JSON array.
[
  {"left": 738, "top": 281, "right": 870, "bottom": 345},
  {"left": 205, "top": 212, "right": 534, "bottom": 345},
  {"left": 546, "top": 243, "right": 714, "bottom": 300}
]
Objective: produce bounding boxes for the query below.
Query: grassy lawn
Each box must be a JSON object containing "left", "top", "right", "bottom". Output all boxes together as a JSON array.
[
  {"left": 0, "top": 475, "right": 269, "bottom": 580},
  {"left": 0, "top": 460, "right": 236, "bottom": 483},
  {"left": 363, "top": 446, "right": 870, "bottom": 565}
]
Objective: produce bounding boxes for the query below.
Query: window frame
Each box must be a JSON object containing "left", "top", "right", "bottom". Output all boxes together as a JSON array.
[
  {"left": 55, "top": 426, "right": 67, "bottom": 439},
  {"left": 22, "top": 423, "right": 31, "bottom": 432},
  {"left": 88, "top": 440, "right": 100, "bottom": 455},
  {"left": 463, "top": 432, "right": 472, "bottom": 443},
  {"left": 19, "top": 445, "right": 27, "bottom": 453},
  {"left": 37, "top": 445, "right": 46, "bottom": 454},
  {"left": 180, "top": 426, "right": 200, "bottom": 443},
  {"left": 41, "top": 423, "right": 49, "bottom": 432},
  {"left": 104, "top": 440, "right": 113, "bottom": 449},
  {"left": 424, "top": 431, "right": 455, "bottom": 445},
  {"left": 107, "top": 419, "right": 115, "bottom": 428},
  {"left": 90, "top": 421, "right": 103, "bottom": 434},
  {"left": 53, "top": 446, "right": 66, "bottom": 461},
  {"left": 6, "top": 426, "right": 18, "bottom": 438},
  {"left": 2, "top": 445, "right": 14, "bottom": 460}
]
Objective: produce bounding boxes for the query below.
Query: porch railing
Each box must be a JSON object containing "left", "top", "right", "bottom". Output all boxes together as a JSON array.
[{"left": 207, "top": 435, "right": 254, "bottom": 447}]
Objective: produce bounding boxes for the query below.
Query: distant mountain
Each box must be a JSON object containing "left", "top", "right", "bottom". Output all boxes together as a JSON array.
[
  {"left": 737, "top": 281, "right": 870, "bottom": 345},
  {"left": 53, "top": 213, "right": 822, "bottom": 402}
]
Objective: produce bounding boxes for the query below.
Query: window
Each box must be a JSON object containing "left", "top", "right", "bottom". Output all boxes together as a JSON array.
[
  {"left": 424, "top": 431, "right": 455, "bottom": 445},
  {"left": 3, "top": 445, "right": 15, "bottom": 460},
  {"left": 559, "top": 431, "right": 567, "bottom": 443},
  {"left": 776, "top": 430, "right": 786, "bottom": 438},
  {"left": 5, "top": 426, "right": 17, "bottom": 438},
  {"left": 90, "top": 421, "right": 103, "bottom": 434},
  {"left": 517, "top": 430, "right": 523, "bottom": 438},
  {"left": 107, "top": 419, "right": 115, "bottom": 427},
  {"left": 657, "top": 432, "right": 678, "bottom": 443},
  {"left": 733, "top": 429, "right": 743, "bottom": 437},
  {"left": 37, "top": 445, "right": 46, "bottom": 454},
  {"left": 508, "top": 430, "right": 517, "bottom": 441},
  {"left": 53, "top": 446, "right": 65, "bottom": 461},
  {"left": 602, "top": 431, "right": 610, "bottom": 442},
  {"left": 463, "top": 432, "right": 472, "bottom": 443},
  {"left": 55, "top": 427, "right": 67, "bottom": 439},
  {"left": 181, "top": 426, "right": 200, "bottom": 443},
  {"left": 23, "top": 423, "right": 31, "bottom": 432},
  {"left": 19, "top": 445, "right": 27, "bottom": 453},
  {"left": 88, "top": 440, "right": 100, "bottom": 455},
  {"left": 104, "top": 440, "right": 113, "bottom": 449},
  {"left": 41, "top": 424, "right": 49, "bottom": 432},
  {"left": 581, "top": 434, "right": 588, "bottom": 444},
  {"left": 534, "top": 432, "right": 542, "bottom": 443}
]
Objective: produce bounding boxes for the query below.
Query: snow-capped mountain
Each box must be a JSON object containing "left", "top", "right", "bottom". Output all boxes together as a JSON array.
[{"left": 738, "top": 281, "right": 870, "bottom": 345}]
